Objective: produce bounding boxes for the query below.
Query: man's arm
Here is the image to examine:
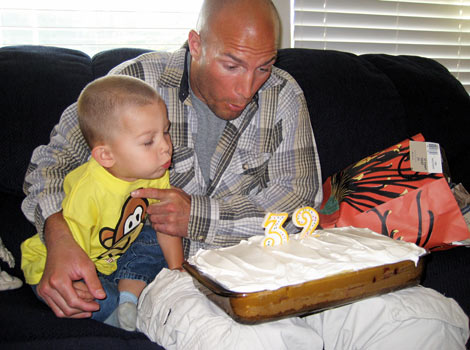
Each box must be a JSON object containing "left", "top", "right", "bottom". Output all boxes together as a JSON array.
[{"left": 22, "top": 103, "right": 104, "bottom": 317}]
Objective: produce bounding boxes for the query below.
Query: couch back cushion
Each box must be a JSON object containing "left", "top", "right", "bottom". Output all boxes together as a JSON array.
[
  {"left": 91, "top": 48, "right": 152, "bottom": 78},
  {"left": 362, "top": 54, "right": 470, "bottom": 186},
  {"left": 0, "top": 46, "right": 93, "bottom": 196},
  {"left": 275, "top": 49, "right": 409, "bottom": 182},
  {"left": 0, "top": 46, "right": 152, "bottom": 197},
  {"left": 1, "top": 46, "right": 468, "bottom": 197},
  {"left": 276, "top": 48, "right": 470, "bottom": 187}
]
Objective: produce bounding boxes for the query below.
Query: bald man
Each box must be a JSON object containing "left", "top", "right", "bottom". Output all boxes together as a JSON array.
[{"left": 22, "top": 0, "right": 469, "bottom": 347}]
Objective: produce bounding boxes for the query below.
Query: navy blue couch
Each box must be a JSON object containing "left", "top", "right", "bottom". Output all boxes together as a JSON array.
[{"left": 1, "top": 45, "right": 469, "bottom": 349}]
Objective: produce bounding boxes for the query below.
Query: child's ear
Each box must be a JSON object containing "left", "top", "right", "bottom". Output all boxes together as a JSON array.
[{"left": 91, "top": 145, "right": 115, "bottom": 168}]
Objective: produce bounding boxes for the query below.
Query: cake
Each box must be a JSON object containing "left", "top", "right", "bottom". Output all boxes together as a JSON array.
[{"left": 188, "top": 226, "right": 427, "bottom": 293}]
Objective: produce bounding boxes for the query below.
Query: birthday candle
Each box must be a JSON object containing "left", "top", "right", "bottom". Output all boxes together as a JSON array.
[
  {"left": 293, "top": 206, "right": 320, "bottom": 239},
  {"left": 262, "top": 212, "right": 289, "bottom": 246}
]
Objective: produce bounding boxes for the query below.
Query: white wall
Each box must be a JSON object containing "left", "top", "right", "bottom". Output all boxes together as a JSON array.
[{"left": 272, "top": 0, "right": 292, "bottom": 48}]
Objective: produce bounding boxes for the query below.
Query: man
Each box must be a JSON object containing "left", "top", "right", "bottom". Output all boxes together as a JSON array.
[
  {"left": 22, "top": 0, "right": 321, "bottom": 319},
  {"left": 22, "top": 0, "right": 469, "bottom": 348}
]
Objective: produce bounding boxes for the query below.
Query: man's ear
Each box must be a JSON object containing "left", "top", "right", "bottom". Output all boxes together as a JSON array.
[
  {"left": 91, "top": 145, "right": 115, "bottom": 168},
  {"left": 188, "top": 30, "right": 202, "bottom": 60}
]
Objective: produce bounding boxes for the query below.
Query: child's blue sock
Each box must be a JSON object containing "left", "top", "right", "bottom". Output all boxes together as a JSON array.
[
  {"left": 119, "top": 291, "right": 138, "bottom": 305},
  {"left": 117, "top": 291, "right": 139, "bottom": 331}
]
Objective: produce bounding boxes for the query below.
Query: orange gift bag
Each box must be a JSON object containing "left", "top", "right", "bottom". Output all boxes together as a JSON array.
[{"left": 319, "top": 134, "right": 470, "bottom": 251}]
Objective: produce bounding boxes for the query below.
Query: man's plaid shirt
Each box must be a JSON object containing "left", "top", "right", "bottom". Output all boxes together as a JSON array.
[{"left": 22, "top": 47, "right": 322, "bottom": 258}]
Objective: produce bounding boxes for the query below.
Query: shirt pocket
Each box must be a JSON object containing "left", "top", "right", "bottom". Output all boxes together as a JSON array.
[
  {"left": 226, "top": 150, "right": 271, "bottom": 195},
  {"left": 230, "top": 150, "right": 270, "bottom": 174}
]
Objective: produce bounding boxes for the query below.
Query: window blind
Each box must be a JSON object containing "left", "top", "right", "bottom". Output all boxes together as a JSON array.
[
  {"left": 293, "top": 0, "right": 470, "bottom": 93},
  {"left": 0, "top": 1, "right": 203, "bottom": 56}
]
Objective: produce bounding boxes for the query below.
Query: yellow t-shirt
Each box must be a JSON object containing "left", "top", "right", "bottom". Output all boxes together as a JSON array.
[{"left": 21, "top": 157, "right": 170, "bottom": 285}]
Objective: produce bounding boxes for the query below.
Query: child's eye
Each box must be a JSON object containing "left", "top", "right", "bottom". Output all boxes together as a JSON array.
[{"left": 144, "top": 140, "right": 154, "bottom": 146}]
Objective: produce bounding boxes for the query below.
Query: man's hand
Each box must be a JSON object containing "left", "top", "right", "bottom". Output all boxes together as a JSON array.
[
  {"left": 37, "top": 212, "right": 105, "bottom": 318},
  {"left": 131, "top": 187, "right": 191, "bottom": 237}
]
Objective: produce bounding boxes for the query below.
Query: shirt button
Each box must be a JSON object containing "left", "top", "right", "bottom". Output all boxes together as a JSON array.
[
  {"left": 198, "top": 235, "right": 204, "bottom": 240},
  {"left": 242, "top": 163, "right": 249, "bottom": 170}
]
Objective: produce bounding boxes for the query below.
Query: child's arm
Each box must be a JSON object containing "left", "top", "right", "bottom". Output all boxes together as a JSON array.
[{"left": 157, "top": 232, "right": 184, "bottom": 270}]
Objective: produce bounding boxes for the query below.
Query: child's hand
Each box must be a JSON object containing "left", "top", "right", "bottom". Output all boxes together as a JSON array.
[{"left": 72, "top": 280, "right": 95, "bottom": 302}]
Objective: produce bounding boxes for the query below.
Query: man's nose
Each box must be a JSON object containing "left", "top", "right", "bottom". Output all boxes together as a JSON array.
[{"left": 236, "top": 72, "right": 255, "bottom": 100}]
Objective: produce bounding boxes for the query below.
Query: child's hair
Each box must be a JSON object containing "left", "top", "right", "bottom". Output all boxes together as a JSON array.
[{"left": 77, "top": 75, "right": 164, "bottom": 148}]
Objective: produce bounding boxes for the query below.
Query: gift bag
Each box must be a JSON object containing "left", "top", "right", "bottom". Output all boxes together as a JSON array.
[{"left": 319, "top": 134, "right": 470, "bottom": 251}]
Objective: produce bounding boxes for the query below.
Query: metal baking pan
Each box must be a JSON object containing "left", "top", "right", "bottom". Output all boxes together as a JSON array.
[{"left": 183, "top": 257, "right": 425, "bottom": 324}]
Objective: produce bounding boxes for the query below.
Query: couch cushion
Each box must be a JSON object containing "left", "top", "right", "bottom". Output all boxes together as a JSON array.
[
  {"left": 91, "top": 48, "right": 153, "bottom": 79},
  {"left": 362, "top": 54, "right": 470, "bottom": 186},
  {"left": 0, "top": 45, "right": 93, "bottom": 196}
]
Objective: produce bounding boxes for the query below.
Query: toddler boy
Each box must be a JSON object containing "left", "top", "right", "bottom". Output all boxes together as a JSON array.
[{"left": 21, "top": 75, "right": 184, "bottom": 331}]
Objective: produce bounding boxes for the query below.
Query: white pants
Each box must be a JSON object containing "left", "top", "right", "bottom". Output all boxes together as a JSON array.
[{"left": 137, "top": 269, "right": 469, "bottom": 350}]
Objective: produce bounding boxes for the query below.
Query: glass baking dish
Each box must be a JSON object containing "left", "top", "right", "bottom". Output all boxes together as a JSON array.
[{"left": 182, "top": 257, "right": 425, "bottom": 324}]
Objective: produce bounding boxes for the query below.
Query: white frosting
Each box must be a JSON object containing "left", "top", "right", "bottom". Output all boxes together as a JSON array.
[{"left": 188, "top": 227, "right": 427, "bottom": 293}]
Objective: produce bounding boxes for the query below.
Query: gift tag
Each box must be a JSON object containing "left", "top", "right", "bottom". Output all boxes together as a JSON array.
[{"left": 410, "top": 141, "right": 443, "bottom": 174}]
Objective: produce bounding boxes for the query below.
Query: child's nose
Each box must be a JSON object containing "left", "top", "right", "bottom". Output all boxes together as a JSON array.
[{"left": 161, "top": 137, "right": 171, "bottom": 153}]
